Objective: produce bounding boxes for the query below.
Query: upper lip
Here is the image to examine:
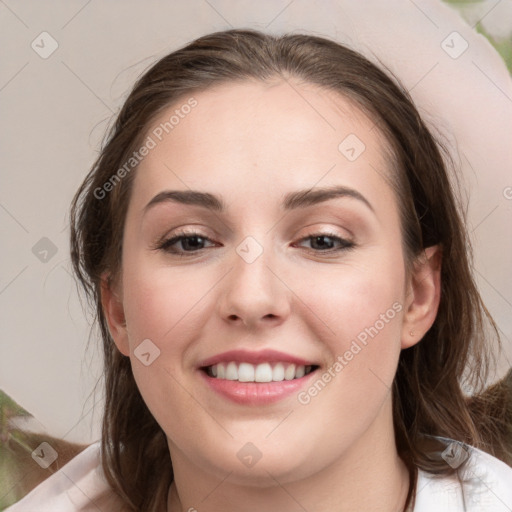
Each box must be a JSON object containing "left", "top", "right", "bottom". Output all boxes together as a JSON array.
[{"left": 198, "top": 349, "right": 317, "bottom": 368}]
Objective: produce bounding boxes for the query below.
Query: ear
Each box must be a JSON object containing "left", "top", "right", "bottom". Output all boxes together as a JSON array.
[
  {"left": 100, "top": 272, "right": 130, "bottom": 356},
  {"left": 401, "top": 245, "right": 442, "bottom": 349}
]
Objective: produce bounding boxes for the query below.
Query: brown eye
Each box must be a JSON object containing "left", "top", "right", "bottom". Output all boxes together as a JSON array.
[
  {"left": 295, "top": 232, "right": 354, "bottom": 253},
  {"left": 158, "top": 232, "right": 217, "bottom": 255}
]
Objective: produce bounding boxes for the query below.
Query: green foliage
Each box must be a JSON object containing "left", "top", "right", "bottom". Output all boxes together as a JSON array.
[
  {"left": 443, "top": 0, "right": 485, "bottom": 4},
  {"left": 442, "top": 0, "right": 512, "bottom": 73},
  {"left": 0, "top": 390, "right": 33, "bottom": 510},
  {"left": 475, "top": 21, "right": 512, "bottom": 73}
]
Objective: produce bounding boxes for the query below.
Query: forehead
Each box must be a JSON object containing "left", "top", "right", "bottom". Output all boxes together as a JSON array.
[{"left": 132, "top": 79, "right": 394, "bottom": 209}]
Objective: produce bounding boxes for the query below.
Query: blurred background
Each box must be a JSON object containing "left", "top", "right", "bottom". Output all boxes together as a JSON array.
[{"left": 1, "top": 0, "right": 511, "bottom": 508}]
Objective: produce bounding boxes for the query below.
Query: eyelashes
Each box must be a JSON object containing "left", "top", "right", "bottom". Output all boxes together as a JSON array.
[
  {"left": 153, "top": 230, "right": 355, "bottom": 258},
  {"left": 295, "top": 232, "right": 354, "bottom": 252},
  {"left": 156, "top": 232, "right": 217, "bottom": 254}
]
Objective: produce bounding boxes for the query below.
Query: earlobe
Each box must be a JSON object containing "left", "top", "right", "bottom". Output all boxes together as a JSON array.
[
  {"left": 100, "top": 273, "right": 130, "bottom": 356},
  {"left": 401, "top": 245, "right": 442, "bottom": 349}
]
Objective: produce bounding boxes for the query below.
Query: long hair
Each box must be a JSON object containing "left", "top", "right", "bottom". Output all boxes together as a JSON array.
[{"left": 69, "top": 29, "right": 511, "bottom": 511}]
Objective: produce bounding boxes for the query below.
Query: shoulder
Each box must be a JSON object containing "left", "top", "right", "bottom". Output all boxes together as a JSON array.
[
  {"left": 414, "top": 441, "right": 512, "bottom": 512},
  {"left": 5, "top": 442, "right": 128, "bottom": 512}
]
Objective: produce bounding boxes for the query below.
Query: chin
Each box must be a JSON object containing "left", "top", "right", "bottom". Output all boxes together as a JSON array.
[{"left": 195, "top": 438, "right": 323, "bottom": 487}]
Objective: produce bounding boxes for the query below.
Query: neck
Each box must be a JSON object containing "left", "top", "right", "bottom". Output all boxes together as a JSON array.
[{"left": 167, "top": 398, "right": 410, "bottom": 512}]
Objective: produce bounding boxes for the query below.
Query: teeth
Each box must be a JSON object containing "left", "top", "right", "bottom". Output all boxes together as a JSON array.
[
  {"left": 226, "top": 362, "right": 238, "bottom": 381},
  {"left": 238, "top": 362, "right": 255, "bottom": 382},
  {"left": 284, "top": 364, "right": 296, "bottom": 381},
  {"left": 273, "top": 363, "right": 285, "bottom": 381},
  {"left": 206, "top": 362, "right": 315, "bottom": 382},
  {"left": 255, "top": 362, "right": 272, "bottom": 382}
]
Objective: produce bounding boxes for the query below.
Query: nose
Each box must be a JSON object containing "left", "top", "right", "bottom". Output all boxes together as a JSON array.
[{"left": 217, "top": 243, "right": 291, "bottom": 329}]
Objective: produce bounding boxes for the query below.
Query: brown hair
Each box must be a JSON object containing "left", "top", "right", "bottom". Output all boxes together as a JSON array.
[{"left": 69, "top": 29, "right": 511, "bottom": 511}]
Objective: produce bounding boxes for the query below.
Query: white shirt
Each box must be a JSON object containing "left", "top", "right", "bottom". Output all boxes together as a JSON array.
[{"left": 6, "top": 440, "right": 512, "bottom": 511}]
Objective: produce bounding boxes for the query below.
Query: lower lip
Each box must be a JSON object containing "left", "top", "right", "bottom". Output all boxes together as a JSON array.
[{"left": 199, "top": 369, "right": 318, "bottom": 405}]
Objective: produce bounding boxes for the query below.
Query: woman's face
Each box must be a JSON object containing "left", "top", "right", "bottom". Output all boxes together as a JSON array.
[{"left": 107, "top": 79, "right": 420, "bottom": 484}]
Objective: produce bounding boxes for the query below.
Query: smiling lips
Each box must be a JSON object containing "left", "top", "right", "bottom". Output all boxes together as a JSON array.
[
  {"left": 205, "top": 361, "right": 316, "bottom": 382},
  {"left": 199, "top": 349, "right": 320, "bottom": 404}
]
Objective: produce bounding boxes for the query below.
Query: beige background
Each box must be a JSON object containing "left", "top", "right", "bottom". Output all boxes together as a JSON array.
[{"left": 1, "top": 0, "right": 511, "bottom": 444}]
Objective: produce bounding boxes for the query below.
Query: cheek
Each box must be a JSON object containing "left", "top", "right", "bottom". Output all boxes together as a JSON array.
[
  {"left": 119, "top": 261, "right": 216, "bottom": 430},
  {"left": 293, "top": 253, "right": 405, "bottom": 412},
  {"left": 122, "top": 259, "right": 212, "bottom": 347},
  {"left": 301, "top": 254, "right": 405, "bottom": 351}
]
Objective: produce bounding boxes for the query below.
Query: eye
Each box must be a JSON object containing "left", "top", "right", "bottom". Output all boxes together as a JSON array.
[
  {"left": 294, "top": 232, "right": 354, "bottom": 253},
  {"left": 156, "top": 231, "right": 217, "bottom": 255},
  {"left": 154, "top": 230, "right": 354, "bottom": 257}
]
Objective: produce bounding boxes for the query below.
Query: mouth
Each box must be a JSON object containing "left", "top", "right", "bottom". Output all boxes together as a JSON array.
[
  {"left": 197, "top": 349, "right": 321, "bottom": 404},
  {"left": 201, "top": 362, "right": 319, "bottom": 382}
]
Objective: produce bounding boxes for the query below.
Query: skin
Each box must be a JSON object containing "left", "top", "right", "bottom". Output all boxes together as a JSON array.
[{"left": 102, "top": 79, "right": 441, "bottom": 512}]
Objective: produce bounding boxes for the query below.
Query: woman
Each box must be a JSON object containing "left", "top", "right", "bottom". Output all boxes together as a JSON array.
[{"left": 8, "top": 29, "right": 512, "bottom": 512}]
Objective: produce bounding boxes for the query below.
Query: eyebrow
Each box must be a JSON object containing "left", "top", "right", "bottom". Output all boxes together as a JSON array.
[{"left": 143, "top": 185, "right": 374, "bottom": 215}]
